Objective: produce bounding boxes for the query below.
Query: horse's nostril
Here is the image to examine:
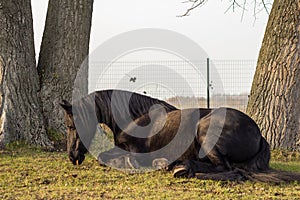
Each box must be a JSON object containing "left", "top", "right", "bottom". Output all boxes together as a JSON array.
[
  {"left": 69, "top": 153, "right": 76, "bottom": 163},
  {"left": 69, "top": 157, "right": 74, "bottom": 163}
]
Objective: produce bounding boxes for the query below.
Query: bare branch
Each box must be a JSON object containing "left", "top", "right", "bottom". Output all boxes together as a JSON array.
[
  {"left": 177, "top": 0, "right": 208, "bottom": 17},
  {"left": 261, "top": 0, "right": 270, "bottom": 15},
  {"left": 253, "top": 0, "right": 272, "bottom": 23},
  {"left": 232, "top": 0, "right": 244, "bottom": 11},
  {"left": 224, "top": 0, "right": 245, "bottom": 14},
  {"left": 179, "top": 0, "right": 273, "bottom": 19},
  {"left": 240, "top": 0, "right": 247, "bottom": 21},
  {"left": 253, "top": 0, "right": 258, "bottom": 24}
]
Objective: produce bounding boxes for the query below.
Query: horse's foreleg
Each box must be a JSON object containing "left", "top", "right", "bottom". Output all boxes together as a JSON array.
[
  {"left": 98, "top": 148, "right": 143, "bottom": 169},
  {"left": 98, "top": 147, "right": 128, "bottom": 165}
]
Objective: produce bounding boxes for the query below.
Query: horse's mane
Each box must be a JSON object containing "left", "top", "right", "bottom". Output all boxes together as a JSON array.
[{"left": 93, "top": 89, "right": 177, "bottom": 121}]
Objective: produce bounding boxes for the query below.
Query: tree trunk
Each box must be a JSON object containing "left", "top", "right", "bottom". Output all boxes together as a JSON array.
[
  {"left": 37, "top": 0, "right": 93, "bottom": 134},
  {"left": 247, "top": 0, "right": 300, "bottom": 151},
  {"left": 0, "top": 0, "right": 52, "bottom": 147}
]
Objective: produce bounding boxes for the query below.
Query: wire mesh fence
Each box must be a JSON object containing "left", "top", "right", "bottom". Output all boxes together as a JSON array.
[{"left": 89, "top": 59, "right": 257, "bottom": 112}]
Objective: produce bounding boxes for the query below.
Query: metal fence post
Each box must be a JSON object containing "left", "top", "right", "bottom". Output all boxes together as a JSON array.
[{"left": 207, "top": 58, "right": 210, "bottom": 109}]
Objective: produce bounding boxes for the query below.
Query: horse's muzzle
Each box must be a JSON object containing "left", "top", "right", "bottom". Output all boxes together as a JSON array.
[{"left": 69, "top": 152, "right": 85, "bottom": 165}]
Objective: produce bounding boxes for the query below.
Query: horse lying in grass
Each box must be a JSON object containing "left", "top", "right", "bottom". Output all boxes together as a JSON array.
[
  {"left": 60, "top": 89, "right": 300, "bottom": 182},
  {"left": 99, "top": 107, "right": 270, "bottom": 176}
]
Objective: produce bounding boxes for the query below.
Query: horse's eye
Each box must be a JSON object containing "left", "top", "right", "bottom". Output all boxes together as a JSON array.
[{"left": 68, "top": 126, "right": 75, "bottom": 130}]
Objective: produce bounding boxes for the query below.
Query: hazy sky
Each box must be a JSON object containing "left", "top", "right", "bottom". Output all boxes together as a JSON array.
[
  {"left": 32, "top": 0, "right": 271, "bottom": 60},
  {"left": 31, "top": 1, "right": 272, "bottom": 96}
]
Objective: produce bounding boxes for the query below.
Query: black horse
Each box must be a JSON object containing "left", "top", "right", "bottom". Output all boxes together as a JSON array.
[
  {"left": 99, "top": 107, "right": 270, "bottom": 177},
  {"left": 60, "top": 90, "right": 269, "bottom": 170},
  {"left": 60, "top": 89, "right": 177, "bottom": 165}
]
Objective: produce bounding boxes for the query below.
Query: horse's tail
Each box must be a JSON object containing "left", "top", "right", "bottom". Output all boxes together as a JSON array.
[
  {"left": 241, "top": 137, "right": 271, "bottom": 171},
  {"left": 196, "top": 168, "right": 300, "bottom": 183},
  {"left": 196, "top": 137, "right": 300, "bottom": 183}
]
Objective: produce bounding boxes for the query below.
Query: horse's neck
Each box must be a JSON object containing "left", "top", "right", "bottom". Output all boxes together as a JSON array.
[
  {"left": 98, "top": 110, "right": 121, "bottom": 135},
  {"left": 95, "top": 91, "right": 143, "bottom": 129},
  {"left": 94, "top": 90, "right": 175, "bottom": 143},
  {"left": 96, "top": 98, "right": 149, "bottom": 143},
  {"left": 94, "top": 98, "right": 122, "bottom": 144}
]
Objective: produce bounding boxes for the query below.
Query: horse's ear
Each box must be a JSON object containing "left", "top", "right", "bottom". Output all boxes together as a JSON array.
[{"left": 60, "top": 100, "right": 72, "bottom": 114}]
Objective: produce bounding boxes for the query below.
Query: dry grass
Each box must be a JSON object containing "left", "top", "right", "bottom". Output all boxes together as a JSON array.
[{"left": 0, "top": 144, "right": 300, "bottom": 199}]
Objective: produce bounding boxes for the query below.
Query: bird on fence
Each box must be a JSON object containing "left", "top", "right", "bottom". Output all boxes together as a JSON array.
[
  {"left": 125, "top": 74, "right": 137, "bottom": 82},
  {"left": 130, "top": 77, "right": 137, "bottom": 82}
]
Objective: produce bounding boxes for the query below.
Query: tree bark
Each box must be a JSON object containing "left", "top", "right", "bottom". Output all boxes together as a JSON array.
[
  {"left": 37, "top": 0, "right": 93, "bottom": 134},
  {"left": 247, "top": 0, "right": 300, "bottom": 150},
  {"left": 0, "top": 0, "right": 52, "bottom": 147}
]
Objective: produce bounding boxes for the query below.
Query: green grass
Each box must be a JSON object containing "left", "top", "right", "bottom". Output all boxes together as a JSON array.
[{"left": 0, "top": 146, "right": 300, "bottom": 200}]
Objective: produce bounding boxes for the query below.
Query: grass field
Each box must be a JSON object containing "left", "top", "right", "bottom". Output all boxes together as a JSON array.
[{"left": 0, "top": 145, "right": 300, "bottom": 200}]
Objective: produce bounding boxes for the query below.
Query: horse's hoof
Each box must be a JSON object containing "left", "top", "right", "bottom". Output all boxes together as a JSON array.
[
  {"left": 124, "top": 155, "right": 140, "bottom": 169},
  {"left": 97, "top": 155, "right": 107, "bottom": 167},
  {"left": 173, "top": 165, "right": 189, "bottom": 178},
  {"left": 152, "top": 158, "right": 169, "bottom": 170}
]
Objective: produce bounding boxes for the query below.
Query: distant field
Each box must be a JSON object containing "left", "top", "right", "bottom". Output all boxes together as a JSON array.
[
  {"left": 166, "top": 94, "right": 249, "bottom": 112},
  {"left": 0, "top": 146, "right": 300, "bottom": 200}
]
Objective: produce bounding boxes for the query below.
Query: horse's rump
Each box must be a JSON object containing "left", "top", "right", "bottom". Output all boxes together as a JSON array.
[{"left": 197, "top": 108, "right": 262, "bottom": 165}]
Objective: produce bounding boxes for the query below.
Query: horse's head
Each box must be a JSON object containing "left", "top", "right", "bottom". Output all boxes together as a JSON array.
[{"left": 60, "top": 100, "right": 87, "bottom": 165}]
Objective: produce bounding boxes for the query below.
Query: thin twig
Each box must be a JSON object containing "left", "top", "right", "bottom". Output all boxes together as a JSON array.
[
  {"left": 253, "top": 0, "right": 258, "bottom": 24},
  {"left": 177, "top": 0, "right": 207, "bottom": 17},
  {"left": 240, "top": 0, "right": 247, "bottom": 21},
  {"left": 261, "top": 0, "right": 270, "bottom": 15}
]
